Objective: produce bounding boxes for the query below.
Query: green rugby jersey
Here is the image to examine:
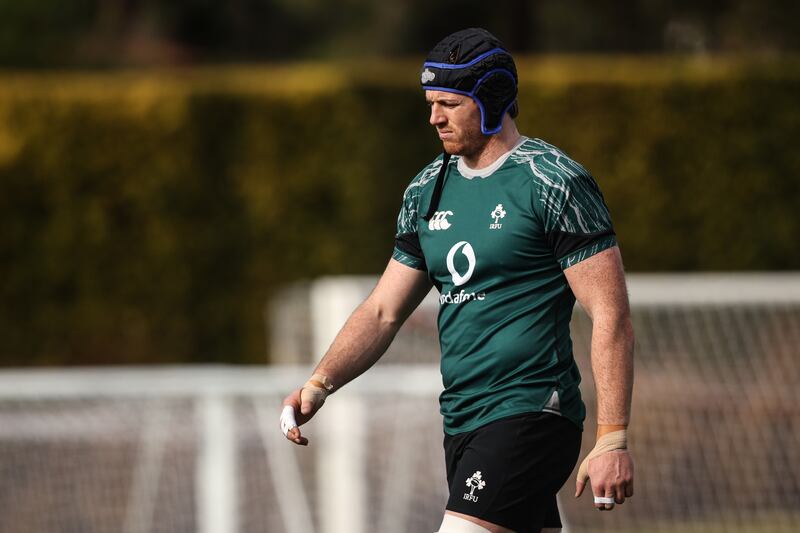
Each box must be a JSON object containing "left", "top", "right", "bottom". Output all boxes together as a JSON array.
[{"left": 392, "top": 137, "right": 617, "bottom": 435}]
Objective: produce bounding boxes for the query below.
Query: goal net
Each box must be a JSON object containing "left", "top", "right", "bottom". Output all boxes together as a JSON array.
[{"left": 0, "top": 274, "right": 797, "bottom": 532}]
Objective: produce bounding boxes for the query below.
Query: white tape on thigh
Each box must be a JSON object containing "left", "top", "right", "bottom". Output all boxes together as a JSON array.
[
  {"left": 593, "top": 496, "right": 616, "bottom": 505},
  {"left": 436, "top": 514, "right": 492, "bottom": 533},
  {"left": 280, "top": 405, "right": 297, "bottom": 436}
]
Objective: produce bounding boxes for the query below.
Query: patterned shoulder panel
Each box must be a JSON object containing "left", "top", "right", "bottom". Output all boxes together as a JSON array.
[
  {"left": 510, "top": 138, "right": 612, "bottom": 235},
  {"left": 396, "top": 154, "right": 458, "bottom": 236}
]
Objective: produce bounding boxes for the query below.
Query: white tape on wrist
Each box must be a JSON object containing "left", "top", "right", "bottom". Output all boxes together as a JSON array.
[
  {"left": 593, "top": 496, "right": 616, "bottom": 505},
  {"left": 280, "top": 405, "right": 298, "bottom": 437}
]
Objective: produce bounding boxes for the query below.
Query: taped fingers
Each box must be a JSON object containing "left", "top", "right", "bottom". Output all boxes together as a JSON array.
[
  {"left": 280, "top": 405, "right": 307, "bottom": 445},
  {"left": 280, "top": 405, "right": 297, "bottom": 436},
  {"left": 593, "top": 494, "right": 615, "bottom": 511}
]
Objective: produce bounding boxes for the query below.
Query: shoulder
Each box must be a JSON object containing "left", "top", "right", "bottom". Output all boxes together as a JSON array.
[
  {"left": 396, "top": 153, "right": 458, "bottom": 234},
  {"left": 508, "top": 137, "right": 591, "bottom": 188},
  {"left": 402, "top": 153, "right": 459, "bottom": 200},
  {"left": 510, "top": 138, "right": 612, "bottom": 232}
]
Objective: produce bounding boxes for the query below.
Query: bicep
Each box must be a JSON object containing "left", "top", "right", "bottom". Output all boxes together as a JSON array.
[
  {"left": 563, "top": 246, "right": 630, "bottom": 321},
  {"left": 366, "top": 258, "right": 433, "bottom": 325}
]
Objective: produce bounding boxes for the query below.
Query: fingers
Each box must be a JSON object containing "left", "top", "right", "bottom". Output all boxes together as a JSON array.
[
  {"left": 280, "top": 383, "right": 331, "bottom": 445},
  {"left": 585, "top": 450, "right": 635, "bottom": 511},
  {"left": 287, "top": 426, "right": 308, "bottom": 446},
  {"left": 593, "top": 492, "right": 615, "bottom": 511},
  {"left": 614, "top": 484, "right": 626, "bottom": 505},
  {"left": 592, "top": 476, "right": 615, "bottom": 511},
  {"left": 300, "top": 396, "right": 318, "bottom": 416},
  {"left": 299, "top": 386, "right": 327, "bottom": 416},
  {"left": 575, "top": 478, "right": 586, "bottom": 498},
  {"left": 574, "top": 456, "right": 590, "bottom": 497},
  {"left": 282, "top": 389, "right": 302, "bottom": 410},
  {"left": 279, "top": 403, "right": 308, "bottom": 446}
]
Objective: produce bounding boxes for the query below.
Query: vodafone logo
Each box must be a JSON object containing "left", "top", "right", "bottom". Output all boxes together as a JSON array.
[{"left": 446, "top": 241, "right": 476, "bottom": 286}]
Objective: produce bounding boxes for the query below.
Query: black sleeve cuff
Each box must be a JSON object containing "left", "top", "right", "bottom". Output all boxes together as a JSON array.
[
  {"left": 395, "top": 232, "right": 426, "bottom": 270},
  {"left": 548, "top": 228, "right": 616, "bottom": 261}
]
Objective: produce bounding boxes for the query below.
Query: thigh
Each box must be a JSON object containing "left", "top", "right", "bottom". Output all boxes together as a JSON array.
[{"left": 444, "top": 413, "right": 581, "bottom": 533}]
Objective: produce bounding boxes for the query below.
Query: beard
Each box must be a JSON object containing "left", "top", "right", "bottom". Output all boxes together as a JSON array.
[{"left": 441, "top": 125, "right": 489, "bottom": 158}]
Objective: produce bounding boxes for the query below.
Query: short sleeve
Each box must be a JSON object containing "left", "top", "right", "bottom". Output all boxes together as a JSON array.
[
  {"left": 392, "top": 185, "right": 426, "bottom": 270},
  {"left": 391, "top": 159, "right": 445, "bottom": 271},
  {"left": 536, "top": 164, "right": 616, "bottom": 270}
]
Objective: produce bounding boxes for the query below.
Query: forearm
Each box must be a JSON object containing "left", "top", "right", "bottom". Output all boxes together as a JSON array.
[
  {"left": 590, "top": 314, "right": 634, "bottom": 436},
  {"left": 565, "top": 247, "right": 636, "bottom": 505},
  {"left": 312, "top": 297, "right": 403, "bottom": 389}
]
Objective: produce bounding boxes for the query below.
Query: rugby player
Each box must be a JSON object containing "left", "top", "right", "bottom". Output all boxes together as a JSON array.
[{"left": 280, "top": 28, "right": 635, "bottom": 533}]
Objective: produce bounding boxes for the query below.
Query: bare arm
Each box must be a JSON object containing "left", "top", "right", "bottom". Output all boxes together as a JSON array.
[
  {"left": 312, "top": 258, "right": 433, "bottom": 387},
  {"left": 564, "top": 246, "right": 635, "bottom": 508},
  {"left": 282, "top": 258, "right": 432, "bottom": 444},
  {"left": 564, "top": 246, "right": 634, "bottom": 432}
]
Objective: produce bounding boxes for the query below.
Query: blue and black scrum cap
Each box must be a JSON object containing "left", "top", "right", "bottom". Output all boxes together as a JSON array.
[
  {"left": 420, "top": 28, "right": 518, "bottom": 221},
  {"left": 420, "top": 28, "right": 518, "bottom": 135}
]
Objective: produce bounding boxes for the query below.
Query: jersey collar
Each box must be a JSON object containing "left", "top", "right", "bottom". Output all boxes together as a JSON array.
[{"left": 457, "top": 136, "right": 528, "bottom": 179}]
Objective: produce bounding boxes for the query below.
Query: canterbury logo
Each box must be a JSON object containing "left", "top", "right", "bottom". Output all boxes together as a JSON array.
[
  {"left": 428, "top": 210, "right": 453, "bottom": 231},
  {"left": 446, "top": 241, "right": 476, "bottom": 286}
]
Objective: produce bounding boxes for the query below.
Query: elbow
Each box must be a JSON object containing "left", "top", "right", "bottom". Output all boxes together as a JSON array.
[
  {"left": 377, "top": 309, "right": 402, "bottom": 330},
  {"left": 595, "top": 309, "right": 634, "bottom": 345},
  {"left": 369, "top": 300, "right": 404, "bottom": 332}
]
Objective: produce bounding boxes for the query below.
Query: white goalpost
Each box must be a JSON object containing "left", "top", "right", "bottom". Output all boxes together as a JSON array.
[{"left": 0, "top": 273, "right": 798, "bottom": 532}]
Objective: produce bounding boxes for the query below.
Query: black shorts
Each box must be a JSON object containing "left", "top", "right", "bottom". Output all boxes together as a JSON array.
[{"left": 444, "top": 412, "right": 582, "bottom": 533}]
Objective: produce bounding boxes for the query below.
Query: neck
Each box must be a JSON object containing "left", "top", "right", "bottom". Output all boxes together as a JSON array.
[{"left": 461, "top": 117, "right": 522, "bottom": 169}]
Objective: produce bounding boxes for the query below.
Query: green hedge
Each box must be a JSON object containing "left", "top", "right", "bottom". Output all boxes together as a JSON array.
[{"left": 1, "top": 58, "right": 798, "bottom": 365}]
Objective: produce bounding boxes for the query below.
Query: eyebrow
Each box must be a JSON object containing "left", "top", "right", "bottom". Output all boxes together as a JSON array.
[{"left": 426, "top": 95, "right": 462, "bottom": 104}]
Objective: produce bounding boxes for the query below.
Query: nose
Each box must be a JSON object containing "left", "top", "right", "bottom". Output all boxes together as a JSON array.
[{"left": 429, "top": 103, "right": 446, "bottom": 127}]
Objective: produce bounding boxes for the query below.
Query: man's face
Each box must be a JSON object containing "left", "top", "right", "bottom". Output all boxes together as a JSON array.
[{"left": 426, "top": 90, "right": 488, "bottom": 157}]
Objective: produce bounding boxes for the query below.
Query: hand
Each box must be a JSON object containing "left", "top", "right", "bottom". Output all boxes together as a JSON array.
[
  {"left": 575, "top": 449, "right": 634, "bottom": 510},
  {"left": 280, "top": 383, "right": 329, "bottom": 446}
]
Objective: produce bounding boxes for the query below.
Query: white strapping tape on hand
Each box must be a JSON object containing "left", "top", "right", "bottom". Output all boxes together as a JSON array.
[
  {"left": 280, "top": 405, "right": 298, "bottom": 437},
  {"left": 593, "top": 496, "right": 616, "bottom": 505},
  {"left": 576, "top": 429, "right": 628, "bottom": 490}
]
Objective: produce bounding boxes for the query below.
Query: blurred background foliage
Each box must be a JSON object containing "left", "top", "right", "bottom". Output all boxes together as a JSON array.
[
  {"left": 1, "top": 59, "right": 798, "bottom": 365},
  {"left": 1, "top": 0, "right": 800, "bottom": 67},
  {"left": 1, "top": 1, "right": 799, "bottom": 365}
]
